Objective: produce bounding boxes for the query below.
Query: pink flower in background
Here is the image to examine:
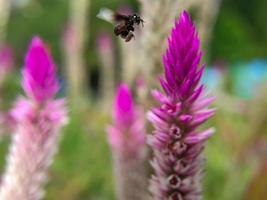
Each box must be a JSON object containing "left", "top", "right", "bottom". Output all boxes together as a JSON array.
[
  {"left": 96, "top": 32, "right": 115, "bottom": 111},
  {"left": 147, "top": 11, "right": 215, "bottom": 200},
  {"left": 108, "top": 83, "right": 145, "bottom": 155},
  {"left": 62, "top": 23, "right": 78, "bottom": 53},
  {"left": 118, "top": 5, "right": 133, "bottom": 15},
  {"left": 0, "top": 45, "right": 14, "bottom": 83},
  {"left": 0, "top": 45, "right": 15, "bottom": 135},
  {"left": 97, "top": 32, "right": 113, "bottom": 55},
  {"left": 0, "top": 45, "right": 14, "bottom": 72},
  {"left": 0, "top": 36, "right": 68, "bottom": 200},
  {"left": 107, "top": 83, "right": 148, "bottom": 200}
]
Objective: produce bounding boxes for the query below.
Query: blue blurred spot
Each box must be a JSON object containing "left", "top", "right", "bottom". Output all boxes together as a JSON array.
[
  {"left": 231, "top": 59, "right": 267, "bottom": 99},
  {"left": 202, "top": 67, "right": 224, "bottom": 91}
]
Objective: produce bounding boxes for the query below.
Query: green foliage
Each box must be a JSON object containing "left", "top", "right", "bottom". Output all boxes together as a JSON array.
[
  {"left": 46, "top": 112, "right": 115, "bottom": 200},
  {"left": 210, "top": 0, "right": 267, "bottom": 61}
]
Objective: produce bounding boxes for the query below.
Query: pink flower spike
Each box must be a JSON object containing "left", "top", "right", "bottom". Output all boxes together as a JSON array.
[
  {"left": 109, "top": 83, "right": 145, "bottom": 154},
  {"left": 0, "top": 36, "right": 68, "bottom": 200},
  {"left": 107, "top": 83, "right": 148, "bottom": 200},
  {"left": 148, "top": 11, "right": 216, "bottom": 200},
  {"left": 22, "top": 36, "right": 59, "bottom": 104}
]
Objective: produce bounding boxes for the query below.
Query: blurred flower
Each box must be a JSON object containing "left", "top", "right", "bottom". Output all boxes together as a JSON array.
[
  {"left": 22, "top": 37, "right": 59, "bottom": 103},
  {"left": 0, "top": 36, "right": 68, "bottom": 200},
  {"left": 97, "top": 32, "right": 113, "bottom": 55},
  {"left": 147, "top": 11, "right": 215, "bottom": 200},
  {"left": 118, "top": 5, "right": 133, "bottom": 15},
  {"left": 135, "top": 75, "right": 147, "bottom": 103},
  {"left": 96, "top": 32, "right": 115, "bottom": 110},
  {"left": 108, "top": 83, "right": 145, "bottom": 155},
  {"left": 62, "top": 23, "right": 77, "bottom": 54},
  {"left": 107, "top": 83, "right": 148, "bottom": 200},
  {"left": 62, "top": 17, "right": 89, "bottom": 106},
  {"left": 0, "top": 45, "right": 14, "bottom": 83},
  {"left": 231, "top": 59, "right": 267, "bottom": 99}
]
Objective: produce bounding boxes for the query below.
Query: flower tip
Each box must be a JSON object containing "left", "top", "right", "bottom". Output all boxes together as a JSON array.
[
  {"left": 179, "top": 10, "right": 194, "bottom": 27},
  {"left": 116, "top": 83, "right": 133, "bottom": 108},
  {"left": 113, "top": 83, "right": 134, "bottom": 122},
  {"left": 25, "top": 36, "right": 50, "bottom": 69},
  {"left": 181, "top": 10, "right": 190, "bottom": 21},
  {"left": 23, "top": 36, "right": 59, "bottom": 103},
  {"left": 31, "top": 36, "right": 43, "bottom": 46}
]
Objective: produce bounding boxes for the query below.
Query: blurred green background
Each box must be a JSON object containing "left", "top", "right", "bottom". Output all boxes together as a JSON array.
[{"left": 0, "top": 0, "right": 267, "bottom": 200}]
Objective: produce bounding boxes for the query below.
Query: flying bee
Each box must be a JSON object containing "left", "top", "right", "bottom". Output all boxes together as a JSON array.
[
  {"left": 97, "top": 8, "right": 144, "bottom": 42},
  {"left": 113, "top": 13, "right": 144, "bottom": 42}
]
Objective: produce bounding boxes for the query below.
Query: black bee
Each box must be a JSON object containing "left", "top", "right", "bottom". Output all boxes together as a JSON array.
[{"left": 113, "top": 13, "right": 144, "bottom": 42}]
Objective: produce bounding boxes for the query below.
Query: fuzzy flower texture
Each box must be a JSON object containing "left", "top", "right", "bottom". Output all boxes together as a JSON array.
[
  {"left": 107, "top": 84, "right": 147, "bottom": 200},
  {"left": 0, "top": 37, "right": 67, "bottom": 200},
  {"left": 147, "top": 11, "right": 215, "bottom": 200}
]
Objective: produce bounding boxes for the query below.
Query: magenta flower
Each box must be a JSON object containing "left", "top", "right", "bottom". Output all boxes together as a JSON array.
[
  {"left": 0, "top": 37, "right": 67, "bottom": 200},
  {"left": 108, "top": 83, "right": 145, "bottom": 155},
  {"left": 107, "top": 83, "right": 148, "bottom": 200},
  {"left": 22, "top": 37, "right": 59, "bottom": 103},
  {"left": 147, "top": 11, "right": 215, "bottom": 200}
]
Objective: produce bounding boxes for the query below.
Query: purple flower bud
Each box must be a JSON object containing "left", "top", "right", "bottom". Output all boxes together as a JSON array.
[
  {"left": 148, "top": 11, "right": 215, "bottom": 200},
  {"left": 22, "top": 37, "right": 59, "bottom": 104},
  {"left": 108, "top": 83, "right": 145, "bottom": 155}
]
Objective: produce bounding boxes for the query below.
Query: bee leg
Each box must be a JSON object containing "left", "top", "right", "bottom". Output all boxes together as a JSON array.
[
  {"left": 125, "top": 32, "right": 135, "bottom": 42},
  {"left": 120, "top": 31, "right": 129, "bottom": 39},
  {"left": 114, "top": 27, "right": 120, "bottom": 36},
  {"left": 128, "top": 26, "right": 135, "bottom": 32}
]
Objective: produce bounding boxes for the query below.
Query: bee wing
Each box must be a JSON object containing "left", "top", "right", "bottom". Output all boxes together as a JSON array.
[
  {"left": 114, "top": 13, "right": 130, "bottom": 22},
  {"left": 97, "top": 8, "right": 114, "bottom": 24}
]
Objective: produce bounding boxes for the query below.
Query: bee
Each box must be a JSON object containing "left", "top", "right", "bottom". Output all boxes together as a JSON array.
[
  {"left": 97, "top": 8, "right": 144, "bottom": 42},
  {"left": 113, "top": 13, "right": 144, "bottom": 42}
]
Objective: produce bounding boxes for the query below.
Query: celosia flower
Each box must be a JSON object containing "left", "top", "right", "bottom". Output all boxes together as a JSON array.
[
  {"left": 108, "top": 83, "right": 145, "bottom": 156},
  {"left": 96, "top": 32, "right": 115, "bottom": 110},
  {"left": 0, "top": 36, "right": 67, "bottom": 200},
  {"left": 147, "top": 11, "right": 215, "bottom": 200},
  {"left": 107, "top": 83, "right": 148, "bottom": 200}
]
